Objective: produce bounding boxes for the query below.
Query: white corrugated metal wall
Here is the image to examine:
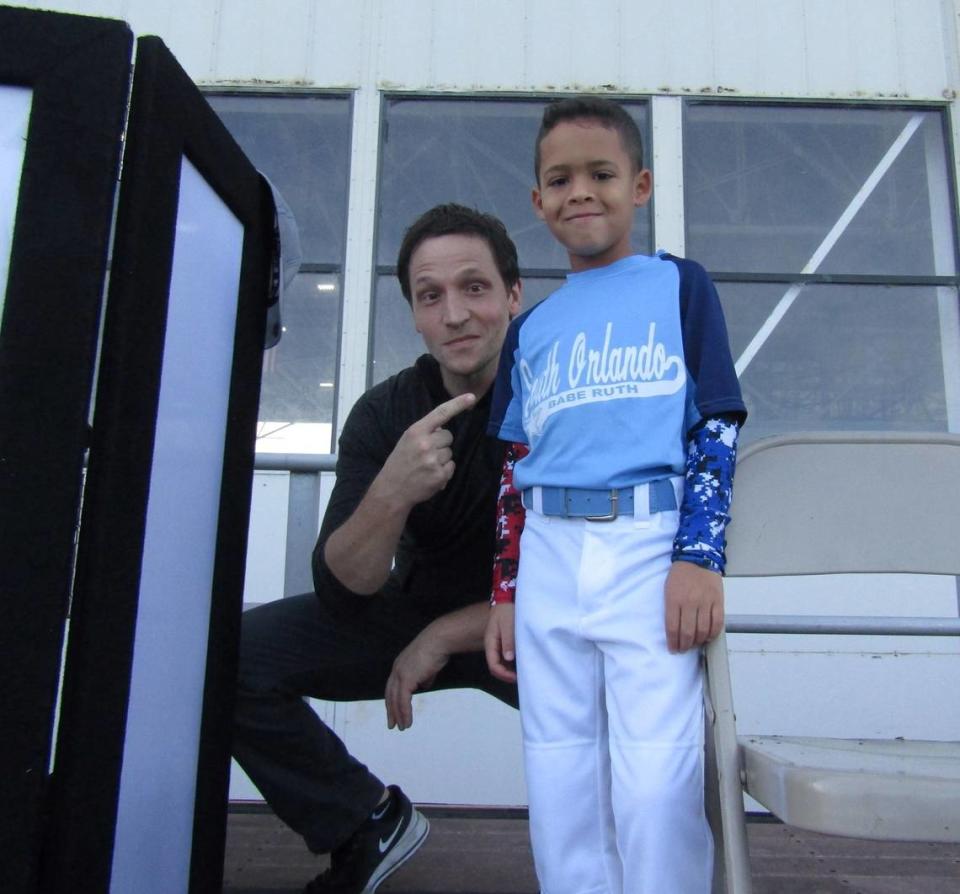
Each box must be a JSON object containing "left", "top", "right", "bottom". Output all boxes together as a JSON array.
[{"left": 16, "top": 0, "right": 960, "bottom": 807}]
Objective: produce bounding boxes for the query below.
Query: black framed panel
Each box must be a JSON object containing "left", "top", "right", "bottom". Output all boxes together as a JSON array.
[
  {"left": 0, "top": 9, "right": 132, "bottom": 893},
  {"left": 41, "top": 37, "right": 272, "bottom": 894}
]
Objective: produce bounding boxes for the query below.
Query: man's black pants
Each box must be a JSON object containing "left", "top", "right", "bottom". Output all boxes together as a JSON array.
[{"left": 232, "top": 590, "right": 518, "bottom": 853}]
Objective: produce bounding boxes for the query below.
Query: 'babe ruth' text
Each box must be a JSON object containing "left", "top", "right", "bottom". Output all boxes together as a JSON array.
[{"left": 521, "top": 322, "right": 685, "bottom": 437}]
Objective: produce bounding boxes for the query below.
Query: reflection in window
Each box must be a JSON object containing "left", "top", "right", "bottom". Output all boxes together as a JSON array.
[
  {"left": 372, "top": 96, "right": 651, "bottom": 383},
  {"left": 207, "top": 93, "right": 351, "bottom": 453},
  {"left": 684, "top": 102, "right": 959, "bottom": 439}
]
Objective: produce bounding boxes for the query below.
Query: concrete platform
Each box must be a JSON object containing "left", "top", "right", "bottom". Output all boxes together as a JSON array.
[{"left": 223, "top": 808, "right": 960, "bottom": 893}]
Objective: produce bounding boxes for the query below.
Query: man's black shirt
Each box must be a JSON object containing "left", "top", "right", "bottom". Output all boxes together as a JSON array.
[{"left": 312, "top": 355, "right": 505, "bottom": 615}]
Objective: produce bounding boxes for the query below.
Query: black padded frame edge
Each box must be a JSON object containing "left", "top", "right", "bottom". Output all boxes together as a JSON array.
[
  {"left": 0, "top": 9, "right": 133, "bottom": 894},
  {"left": 41, "top": 36, "right": 272, "bottom": 894}
]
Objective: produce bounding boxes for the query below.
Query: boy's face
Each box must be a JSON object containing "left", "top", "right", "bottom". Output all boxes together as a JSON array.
[
  {"left": 533, "top": 119, "right": 652, "bottom": 272},
  {"left": 407, "top": 233, "right": 521, "bottom": 396}
]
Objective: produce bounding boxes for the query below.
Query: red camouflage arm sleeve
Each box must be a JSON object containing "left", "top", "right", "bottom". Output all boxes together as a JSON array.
[{"left": 491, "top": 441, "right": 529, "bottom": 605}]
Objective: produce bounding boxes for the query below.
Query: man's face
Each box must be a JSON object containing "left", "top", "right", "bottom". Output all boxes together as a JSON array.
[
  {"left": 407, "top": 233, "right": 521, "bottom": 396},
  {"left": 533, "top": 119, "right": 651, "bottom": 272}
]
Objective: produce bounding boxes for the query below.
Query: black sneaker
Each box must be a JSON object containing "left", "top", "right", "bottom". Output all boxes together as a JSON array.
[{"left": 305, "top": 785, "right": 430, "bottom": 894}]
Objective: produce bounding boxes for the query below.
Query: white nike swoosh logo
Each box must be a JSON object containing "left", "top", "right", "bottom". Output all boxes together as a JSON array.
[
  {"left": 371, "top": 802, "right": 390, "bottom": 821},
  {"left": 379, "top": 821, "right": 403, "bottom": 854}
]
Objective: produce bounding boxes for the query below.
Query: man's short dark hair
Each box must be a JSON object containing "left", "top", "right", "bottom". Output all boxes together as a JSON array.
[
  {"left": 534, "top": 96, "right": 645, "bottom": 182},
  {"left": 396, "top": 203, "right": 520, "bottom": 303}
]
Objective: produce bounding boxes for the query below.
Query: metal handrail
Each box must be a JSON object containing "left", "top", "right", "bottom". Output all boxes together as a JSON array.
[
  {"left": 725, "top": 614, "right": 960, "bottom": 636},
  {"left": 253, "top": 453, "right": 336, "bottom": 473}
]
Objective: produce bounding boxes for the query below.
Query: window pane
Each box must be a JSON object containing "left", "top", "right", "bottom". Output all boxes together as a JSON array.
[
  {"left": 720, "top": 281, "right": 951, "bottom": 440},
  {"left": 207, "top": 93, "right": 351, "bottom": 453},
  {"left": 377, "top": 98, "right": 652, "bottom": 271},
  {"left": 257, "top": 273, "right": 340, "bottom": 453},
  {"left": 370, "top": 274, "right": 563, "bottom": 386},
  {"left": 208, "top": 94, "right": 352, "bottom": 263},
  {"left": 370, "top": 275, "right": 415, "bottom": 387},
  {"left": 685, "top": 105, "right": 956, "bottom": 276}
]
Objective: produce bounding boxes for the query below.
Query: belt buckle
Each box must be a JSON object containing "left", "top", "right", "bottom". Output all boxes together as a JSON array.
[{"left": 585, "top": 488, "right": 619, "bottom": 522}]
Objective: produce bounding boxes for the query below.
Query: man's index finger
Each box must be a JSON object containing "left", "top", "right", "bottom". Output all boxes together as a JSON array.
[{"left": 423, "top": 392, "right": 476, "bottom": 430}]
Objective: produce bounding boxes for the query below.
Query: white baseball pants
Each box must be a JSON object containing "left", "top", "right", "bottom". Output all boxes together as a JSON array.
[{"left": 514, "top": 492, "right": 713, "bottom": 894}]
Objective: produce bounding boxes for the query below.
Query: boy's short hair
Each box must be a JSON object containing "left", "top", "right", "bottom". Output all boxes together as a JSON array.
[
  {"left": 534, "top": 96, "right": 645, "bottom": 181},
  {"left": 396, "top": 203, "right": 520, "bottom": 303}
]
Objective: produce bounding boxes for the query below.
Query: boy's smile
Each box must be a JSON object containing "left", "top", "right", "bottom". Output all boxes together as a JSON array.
[{"left": 532, "top": 119, "right": 652, "bottom": 272}]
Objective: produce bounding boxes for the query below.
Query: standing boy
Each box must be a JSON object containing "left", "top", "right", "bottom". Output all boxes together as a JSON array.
[{"left": 484, "top": 97, "right": 747, "bottom": 894}]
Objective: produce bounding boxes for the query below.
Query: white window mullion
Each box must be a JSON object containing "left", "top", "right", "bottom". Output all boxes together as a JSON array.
[
  {"left": 335, "top": 0, "right": 387, "bottom": 448},
  {"left": 650, "top": 95, "right": 685, "bottom": 257},
  {"left": 937, "top": 287, "right": 960, "bottom": 431},
  {"left": 926, "top": 103, "right": 960, "bottom": 431}
]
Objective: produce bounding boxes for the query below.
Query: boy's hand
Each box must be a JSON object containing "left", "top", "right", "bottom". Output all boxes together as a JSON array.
[
  {"left": 484, "top": 603, "right": 517, "bottom": 683},
  {"left": 664, "top": 561, "right": 724, "bottom": 653}
]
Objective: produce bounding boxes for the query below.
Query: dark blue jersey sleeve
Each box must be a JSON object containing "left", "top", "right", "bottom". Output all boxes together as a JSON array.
[
  {"left": 487, "top": 311, "right": 529, "bottom": 443},
  {"left": 668, "top": 255, "right": 747, "bottom": 429}
]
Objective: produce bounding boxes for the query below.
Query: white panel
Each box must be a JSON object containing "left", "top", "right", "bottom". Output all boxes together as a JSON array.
[
  {"left": 494, "top": 0, "right": 615, "bottom": 91},
  {"left": 848, "top": 0, "right": 901, "bottom": 94},
  {"left": 339, "top": 690, "right": 526, "bottom": 806},
  {"left": 317, "top": 470, "right": 335, "bottom": 535},
  {"left": 727, "top": 574, "right": 960, "bottom": 769},
  {"left": 243, "top": 470, "right": 290, "bottom": 607},
  {"left": 214, "top": 0, "right": 313, "bottom": 83},
  {"left": 111, "top": 157, "right": 243, "bottom": 894},
  {"left": 432, "top": 0, "right": 530, "bottom": 88},
  {"left": 729, "top": 651, "right": 960, "bottom": 740},
  {"left": 802, "top": 0, "right": 853, "bottom": 96},
  {"left": 119, "top": 0, "right": 221, "bottom": 82},
  {"left": 802, "top": 0, "right": 906, "bottom": 97},
  {"left": 0, "top": 86, "right": 31, "bottom": 324},
  {"left": 376, "top": 0, "right": 434, "bottom": 86},
  {"left": 305, "top": 0, "right": 365, "bottom": 86},
  {"left": 896, "top": 0, "right": 952, "bottom": 97},
  {"left": 710, "top": 0, "right": 811, "bottom": 96},
  {"left": 752, "top": 0, "right": 808, "bottom": 96},
  {"left": 11, "top": 0, "right": 958, "bottom": 98},
  {"left": 15, "top": 0, "right": 126, "bottom": 14},
  {"left": 621, "top": 0, "right": 715, "bottom": 92},
  {"left": 712, "top": 0, "right": 762, "bottom": 90}
]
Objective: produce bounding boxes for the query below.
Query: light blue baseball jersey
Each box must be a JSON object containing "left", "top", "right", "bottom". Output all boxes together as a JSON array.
[{"left": 487, "top": 253, "right": 745, "bottom": 492}]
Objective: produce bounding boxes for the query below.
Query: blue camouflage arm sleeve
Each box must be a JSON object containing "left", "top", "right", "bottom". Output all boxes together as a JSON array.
[{"left": 672, "top": 416, "right": 740, "bottom": 574}]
